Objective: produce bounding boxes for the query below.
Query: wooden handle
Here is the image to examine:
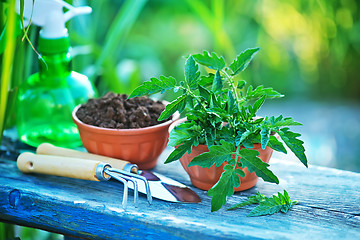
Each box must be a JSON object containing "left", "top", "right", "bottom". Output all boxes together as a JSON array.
[
  {"left": 17, "top": 152, "right": 102, "bottom": 181},
  {"left": 36, "top": 143, "right": 138, "bottom": 173}
]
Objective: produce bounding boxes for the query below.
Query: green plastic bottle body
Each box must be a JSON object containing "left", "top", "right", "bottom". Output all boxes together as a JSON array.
[{"left": 17, "top": 51, "right": 96, "bottom": 148}]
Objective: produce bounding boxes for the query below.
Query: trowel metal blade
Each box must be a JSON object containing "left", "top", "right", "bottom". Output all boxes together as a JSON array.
[{"left": 128, "top": 170, "right": 201, "bottom": 203}]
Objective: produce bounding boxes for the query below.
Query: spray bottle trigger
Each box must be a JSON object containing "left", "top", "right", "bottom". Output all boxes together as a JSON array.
[{"left": 63, "top": 6, "right": 92, "bottom": 23}]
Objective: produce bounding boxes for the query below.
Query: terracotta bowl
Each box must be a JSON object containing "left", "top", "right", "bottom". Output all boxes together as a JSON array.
[
  {"left": 72, "top": 105, "right": 180, "bottom": 169},
  {"left": 179, "top": 144, "right": 274, "bottom": 191}
]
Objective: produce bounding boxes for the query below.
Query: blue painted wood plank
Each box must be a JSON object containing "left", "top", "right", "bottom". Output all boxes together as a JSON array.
[{"left": 0, "top": 148, "right": 360, "bottom": 240}]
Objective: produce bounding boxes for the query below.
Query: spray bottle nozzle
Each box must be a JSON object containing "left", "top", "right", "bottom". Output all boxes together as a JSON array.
[
  {"left": 16, "top": 0, "right": 92, "bottom": 39},
  {"left": 64, "top": 6, "right": 92, "bottom": 22}
]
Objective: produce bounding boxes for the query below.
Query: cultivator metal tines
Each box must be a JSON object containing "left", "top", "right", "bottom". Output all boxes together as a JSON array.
[
  {"left": 95, "top": 162, "right": 152, "bottom": 208},
  {"left": 17, "top": 152, "right": 152, "bottom": 209}
]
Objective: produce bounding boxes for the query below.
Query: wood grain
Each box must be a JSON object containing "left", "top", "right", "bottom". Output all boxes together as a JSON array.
[{"left": 0, "top": 148, "right": 359, "bottom": 239}]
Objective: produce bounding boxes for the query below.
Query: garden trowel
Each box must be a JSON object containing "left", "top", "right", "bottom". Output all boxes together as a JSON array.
[{"left": 35, "top": 143, "right": 201, "bottom": 204}]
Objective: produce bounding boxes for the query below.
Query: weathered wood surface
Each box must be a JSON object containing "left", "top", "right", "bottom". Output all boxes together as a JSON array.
[{"left": 0, "top": 148, "right": 359, "bottom": 240}]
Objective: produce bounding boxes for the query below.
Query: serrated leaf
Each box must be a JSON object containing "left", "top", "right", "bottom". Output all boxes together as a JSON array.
[
  {"left": 185, "top": 55, "right": 200, "bottom": 90},
  {"left": 192, "top": 51, "right": 226, "bottom": 70},
  {"left": 269, "top": 116, "right": 303, "bottom": 128},
  {"left": 198, "top": 85, "right": 210, "bottom": 101},
  {"left": 252, "top": 117, "right": 264, "bottom": 124},
  {"left": 267, "top": 135, "right": 287, "bottom": 154},
  {"left": 235, "top": 130, "right": 252, "bottom": 146},
  {"left": 227, "top": 192, "right": 265, "bottom": 210},
  {"left": 278, "top": 128, "right": 308, "bottom": 167},
  {"left": 247, "top": 198, "right": 283, "bottom": 217},
  {"left": 230, "top": 168, "right": 241, "bottom": 188},
  {"left": 129, "top": 76, "right": 177, "bottom": 98},
  {"left": 246, "top": 85, "right": 284, "bottom": 100},
  {"left": 208, "top": 166, "right": 239, "bottom": 212},
  {"left": 247, "top": 190, "right": 298, "bottom": 216},
  {"left": 229, "top": 48, "right": 260, "bottom": 75},
  {"left": 234, "top": 168, "right": 246, "bottom": 177},
  {"left": 252, "top": 95, "right": 266, "bottom": 116},
  {"left": 189, "top": 140, "right": 235, "bottom": 168},
  {"left": 158, "top": 95, "right": 187, "bottom": 121},
  {"left": 239, "top": 149, "right": 279, "bottom": 184},
  {"left": 165, "top": 137, "right": 197, "bottom": 164},
  {"left": 212, "top": 69, "right": 222, "bottom": 92},
  {"left": 168, "top": 121, "right": 200, "bottom": 147}
]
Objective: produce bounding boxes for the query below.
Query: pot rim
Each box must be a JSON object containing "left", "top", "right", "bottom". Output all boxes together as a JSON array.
[{"left": 72, "top": 104, "right": 180, "bottom": 135}]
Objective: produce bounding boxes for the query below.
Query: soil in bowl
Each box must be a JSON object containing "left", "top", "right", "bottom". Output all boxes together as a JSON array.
[{"left": 76, "top": 92, "right": 170, "bottom": 129}]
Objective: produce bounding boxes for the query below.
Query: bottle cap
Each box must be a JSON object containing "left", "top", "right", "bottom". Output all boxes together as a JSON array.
[{"left": 38, "top": 36, "right": 70, "bottom": 54}]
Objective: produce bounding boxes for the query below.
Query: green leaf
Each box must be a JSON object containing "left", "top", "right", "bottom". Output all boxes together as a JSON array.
[
  {"left": 227, "top": 90, "right": 236, "bottom": 113},
  {"left": 192, "top": 51, "right": 226, "bottom": 70},
  {"left": 235, "top": 130, "right": 252, "bottom": 146},
  {"left": 199, "top": 73, "right": 214, "bottom": 87},
  {"left": 186, "top": 95, "right": 195, "bottom": 109},
  {"left": 234, "top": 168, "right": 246, "bottom": 178},
  {"left": 247, "top": 190, "right": 298, "bottom": 216},
  {"left": 189, "top": 140, "right": 235, "bottom": 168},
  {"left": 268, "top": 115, "right": 303, "bottom": 128},
  {"left": 198, "top": 85, "right": 210, "bottom": 102},
  {"left": 260, "top": 126, "right": 270, "bottom": 150},
  {"left": 165, "top": 138, "right": 196, "bottom": 164},
  {"left": 278, "top": 128, "right": 308, "bottom": 167},
  {"left": 239, "top": 149, "right": 279, "bottom": 184},
  {"left": 252, "top": 95, "right": 266, "bottom": 116},
  {"left": 246, "top": 85, "right": 283, "bottom": 100},
  {"left": 168, "top": 121, "right": 201, "bottom": 147},
  {"left": 229, "top": 48, "right": 260, "bottom": 75},
  {"left": 267, "top": 135, "right": 287, "bottom": 154},
  {"left": 227, "top": 192, "right": 265, "bottom": 210},
  {"left": 158, "top": 95, "right": 187, "bottom": 121},
  {"left": 165, "top": 144, "right": 190, "bottom": 164},
  {"left": 185, "top": 55, "right": 200, "bottom": 90},
  {"left": 237, "top": 80, "right": 246, "bottom": 89},
  {"left": 129, "top": 76, "right": 177, "bottom": 98},
  {"left": 211, "top": 69, "right": 222, "bottom": 92},
  {"left": 208, "top": 166, "right": 239, "bottom": 212},
  {"left": 210, "top": 93, "right": 221, "bottom": 109}
]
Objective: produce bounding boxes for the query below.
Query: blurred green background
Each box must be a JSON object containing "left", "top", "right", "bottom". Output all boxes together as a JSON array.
[
  {"left": 1, "top": 0, "right": 359, "bottom": 239},
  {"left": 69, "top": 0, "right": 360, "bottom": 100}
]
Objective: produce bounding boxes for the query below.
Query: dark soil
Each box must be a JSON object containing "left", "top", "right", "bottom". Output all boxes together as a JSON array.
[{"left": 76, "top": 92, "right": 169, "bottom": 129}]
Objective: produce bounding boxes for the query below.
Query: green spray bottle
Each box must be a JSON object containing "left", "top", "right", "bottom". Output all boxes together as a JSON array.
[{"left": 16, "top": 0, "right": 96, "bottom": 148}]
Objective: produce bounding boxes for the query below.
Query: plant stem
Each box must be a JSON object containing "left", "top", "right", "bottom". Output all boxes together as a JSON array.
[
  {"left": 221, "top": 69, "right": 243, "bottom": 108},
  {"left": 234, "top": 145, "right": 241, "bottom": 170}
]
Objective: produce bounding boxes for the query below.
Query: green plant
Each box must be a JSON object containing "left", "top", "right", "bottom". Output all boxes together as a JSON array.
[
  {"left": 130, "top": 48, "right": 307, "bottom": 211},
  {"left": 227, "top": 190, "right": 298, "bottom": 216}
]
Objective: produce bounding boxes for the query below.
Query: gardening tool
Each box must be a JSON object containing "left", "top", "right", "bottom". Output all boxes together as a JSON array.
[
  {"left": 35, "top": 143, "right": 201, "bottom": 203},
  {"left": 17, "top": 152, "right": 150, "bottom": 209}
]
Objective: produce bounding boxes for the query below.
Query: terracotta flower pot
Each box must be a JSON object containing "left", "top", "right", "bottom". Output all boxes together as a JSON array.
[
  {"left": 179, "top": 144, "right": 274, "bottom": 191},
  {"left": 72, "top": 105, "right": 180, "bottom": 169}
]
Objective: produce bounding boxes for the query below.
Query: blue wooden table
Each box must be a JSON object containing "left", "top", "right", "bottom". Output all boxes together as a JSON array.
[{"left": 0, "top": 142, "right": 359, "bottom": 239}]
